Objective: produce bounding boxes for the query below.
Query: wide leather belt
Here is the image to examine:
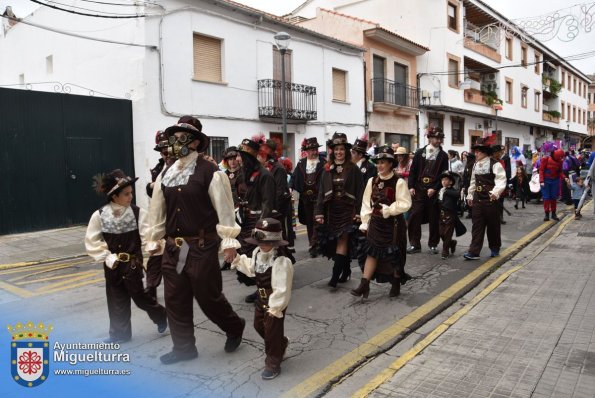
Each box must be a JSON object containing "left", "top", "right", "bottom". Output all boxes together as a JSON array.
[
  {"left": 258, "top": 287, "right": 273, "bottom": 299},
  {"left": 167, "top": 231, "right": 218, "bottom": 249},
  {"left": 116, "top": 253, "right": 135, "bottom": 262},
  {"left": 304, "top": 189, "right": 315, "bottom": 196},
  {"left": 422, "top": 177, "right": 432, "bottom": 184}
]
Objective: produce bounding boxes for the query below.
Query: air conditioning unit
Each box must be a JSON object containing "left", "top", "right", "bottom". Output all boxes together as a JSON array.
[
  {"left": 485, "top": 120, "right": 493, "bottom": 128},
  {"left": 475, "top": 123, "right": 483, "bottom": 130},
  {"left": 482, "top": 73, "right": 497, "bottom": 82},
  {"left": 433, "top": 91, "right": 441, "bottom": 98}
]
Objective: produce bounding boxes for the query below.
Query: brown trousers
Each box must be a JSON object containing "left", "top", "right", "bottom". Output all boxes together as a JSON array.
[
  {"left": 408, "top": 189, "right": 440, "bottom": 248},
  {"left": 254, "top": 298, "right": 287, "bottom": 371},
  {"left": 104, "top": 260, "right": 166, "bottom": 340},
  {"left": 162, "top": 239, "right": 244, "bottom": 353},
  {"left": 439, "top": 209, "right": 456, "bottom": 256},
  {"left": 468, "top": 200, "right": 501, "bottom": 255}
]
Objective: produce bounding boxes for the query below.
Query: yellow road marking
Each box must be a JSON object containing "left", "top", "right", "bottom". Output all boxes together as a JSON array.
[
  {"left": 7, "top": 262, "right": 93, "bottom": 282},
  {"left": 282, "top": 217, "right": 557, "bottom": 398},
  {"left": 0, "top": 255, "right": 87, "bottom": 271},
  {"left": 0, "top": 259, "right": 90, "bottom": 276},
  {"left": 35, "top": 272, "right": 104, "bottom": 293},
  {"left": 353, "top": 214, "right": 574, "bottom": 397},
  {"left": 0, "top": 280, "right": 36, "bottom": 298},
  {"left": 34, "top": 277, "right": 104, "bottom": 296},
  {"left": 14, "top": 270, "right": 101, "bottom": 286}
]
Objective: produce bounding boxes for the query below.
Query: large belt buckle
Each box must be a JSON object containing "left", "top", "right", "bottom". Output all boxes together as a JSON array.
[
  {"left": 477, "top": 186, "right": 483, "bottom": 192},
  {"left": 174, "top": 237, "right": 184, "bottom": 248},
  {"left": 306, "top": 190, "right": 314, "bottom": 195},
  {"left": 336, "top": 191, "right": 343, "bottom": 197},
  {"left": 422, "top": 177, "right": 431, "bottom": 184},
  {"left": 258, "top": 288, "right": 268, "bottom": 299},
  {"left": 117, "top": 253, "right": 130, "bottom": 262}
]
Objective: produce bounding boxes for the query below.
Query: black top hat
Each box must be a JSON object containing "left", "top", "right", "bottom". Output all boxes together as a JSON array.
[
  {"left": 439, "top": 170, "right": 457, "bottom": 184},
  {"left": 471, "top": 135, "right": 496, "bottom": 155},
  {"left": 302, "top": 137, "right": 322, "bottom": 151},
  {"left": 352, "top": 138, "right": 369, "bottom": 154},
  {"left": 265, "top": 139, "right": 278, "bottom": 158},
  {"left": 99, "top": 169, "right": 139, "bottom": 199},
  {"left": 164, "top": 115, "right": 210, "bottom": 152},
  {"left": 239, "top": 138, "right": 261, "bottom": 155},
  {"left": 371, "top": 145, "right": 397, "bottom": 166},
  {"left": 244, "top": 218, "right": 288, "bottom": 247},
  {"left": 491, "top": 144, "right": 504, "bottom": 153},
  {"left": 328, "top": 132, "right": 352, "bottom": 149},
  {"left": 153, "top": 130, "right": 168, "bottom": 152},
  {"left": 223, "top": 146, "right": 239, "bottom": 159},
  {"left": 426, "top": 126, "right": 445, "bottom": 139}
]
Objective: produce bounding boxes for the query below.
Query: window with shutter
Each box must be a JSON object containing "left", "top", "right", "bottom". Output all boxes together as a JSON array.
[
  {"left": 193, "top": 33, "right": 222, "bottom": 82},
  {"left": 332, "top": 68, "right": 347, "bottom": 102}
]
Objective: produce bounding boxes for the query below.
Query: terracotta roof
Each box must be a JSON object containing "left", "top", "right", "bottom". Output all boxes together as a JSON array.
[{"left": 318, "top": 8, "right": 429, "bottom": 51}]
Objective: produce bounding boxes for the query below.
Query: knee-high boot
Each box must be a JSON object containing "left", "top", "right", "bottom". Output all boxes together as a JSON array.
[
  {"left": 328, "top": 255, "right": 344, "bottom": 288},
  {"left": 389, "top": 277, "right": 401, "bottom": 297},
  {"left": 338, "top": 255, "right": 351, "bottom": 283}
]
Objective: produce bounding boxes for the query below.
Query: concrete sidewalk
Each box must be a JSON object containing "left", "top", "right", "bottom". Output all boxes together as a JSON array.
[
  {"left": 362, "top": 204, "right": 595, "bottom": 398},
  {"left": 0, "top": 226, "right": 87, "bottom": 266}
]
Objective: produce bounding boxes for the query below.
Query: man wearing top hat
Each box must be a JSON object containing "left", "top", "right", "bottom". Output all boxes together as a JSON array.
[
  {"left": 407, "top": 126, "right": 449, "bottom": 254},
  {"left": 146, "top": 116, "right": 245, "bottom": 364},
  {"left": 291, "top": 137, "right": 325, "bottom": 257},
  {"left": 220, "top": 146, "right": 243, "bottom": 271},
  {"left": 463, "top": 136, "right": 507, "bottom": 260},
  {"left": 352, "top": 135, "right": 378, "bottom": 183}
]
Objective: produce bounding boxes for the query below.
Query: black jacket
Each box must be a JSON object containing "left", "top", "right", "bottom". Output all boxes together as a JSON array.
[
  {"left": 315, "top": 162, "right": 364, "bottom": 216},
  {"left": 358, "top": 158, "right": 377, "bottom": 184},
  {"left": 438, "top": 187, "right": 459, "bottom": 212},
  {"left": 408, "top": 146, "right": 449, "bottom": 191},
  {"left": 291, "top": 156, "right": 325, "bottom": 193}
]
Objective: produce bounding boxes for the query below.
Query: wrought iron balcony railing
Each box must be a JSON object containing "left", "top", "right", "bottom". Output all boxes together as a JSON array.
[
  {"left": 257, "top": 79, "right": 317, "bottom": 121},
  {"left": 371, "top": 78, "right": 419, "bottom": 109}
]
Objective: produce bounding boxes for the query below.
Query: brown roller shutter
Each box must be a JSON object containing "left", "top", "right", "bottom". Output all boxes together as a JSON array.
[
  {"left": 333, "top": 68, "right": 346, "bottom": 101},
  {"left": 193, "top": 33, "right": 222, "bottom": 82}
]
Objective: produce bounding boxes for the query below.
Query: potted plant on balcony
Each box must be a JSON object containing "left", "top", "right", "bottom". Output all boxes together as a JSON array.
[
  {"left": 481, "top": 90, "right": 503, "bottom": 107},
  {"left": 546, "top": 110, "right": 561, "bottom": 118},
  {"left": 542, "top": 75, "right": 562, "bottom": 96}
]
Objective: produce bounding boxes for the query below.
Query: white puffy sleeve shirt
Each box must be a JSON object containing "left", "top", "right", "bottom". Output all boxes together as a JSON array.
[
  {"left": 467, "top": 157, "right": 507, "bottom": 200},
  {"left": 146, "top": 152, "right": 241, "bottom": 253},
  {"left": 359, "top": 173, "right": 412, "bottom": 231},
  {"left": 232, "top": 248, "right": 294, "bottom": 318}
]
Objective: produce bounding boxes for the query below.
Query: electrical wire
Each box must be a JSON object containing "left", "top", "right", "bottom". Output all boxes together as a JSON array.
[
  {"left": 42, "top": 0, "right": 145, "bottom": 16},
  {"left": 78, "top": 0, "right": 153, "bottom": 7},
  {"left": 29, "top": 0, "right": 147, "bottom": 18}
]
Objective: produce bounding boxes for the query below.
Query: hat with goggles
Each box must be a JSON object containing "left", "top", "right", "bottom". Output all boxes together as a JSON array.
[
  {"left": 244, "top": 218, "right": 288, "bottom": 247},
  {"left": 164, "top": 115, "right": 210, "bottom": 153}
]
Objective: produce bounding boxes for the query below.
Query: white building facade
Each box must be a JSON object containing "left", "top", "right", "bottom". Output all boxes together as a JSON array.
[
  {"left": 0, "top": 0, "right": 365, "bottom": 209},
  {"left": 292, "top": 0, "right": 591, "bottom": 154}
]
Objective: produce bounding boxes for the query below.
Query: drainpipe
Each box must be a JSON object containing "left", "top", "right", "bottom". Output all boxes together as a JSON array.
[
  {"left": 416, "top": 73, "right": 423, "bottom": 150},
  {"left": 363, "top": 58, "right": 369, "bottom": 134}
]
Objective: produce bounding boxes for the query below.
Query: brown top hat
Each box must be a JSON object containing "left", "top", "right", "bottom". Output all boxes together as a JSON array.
[
  {"left": 352, "top": 138, "right": 369, "bottom": 154},
  {"left": 164, "top": 115, "right": 210, "bottom": 152},
  {"left": 426, "top": 126, "right": 445, "bottom": 139},
  {"left": 371, "top": 145, "right": 397, "bottom": 166},
  {"left": 244, "top": 218, "right": 288, "bottom": 247},
  {"left": 223, "top": 146, "right": 239, "bottom": 159},
  {"left": 153, "top": 130, "right": 168, "bottom": 152},
  {"left": 328, "top": 132, "right": 352, "bottom": 149},
  {"left": 302, "top": 137, "right": 322, "bottom": 151}
]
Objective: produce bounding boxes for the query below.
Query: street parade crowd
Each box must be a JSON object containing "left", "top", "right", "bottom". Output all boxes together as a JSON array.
[{"left": 85, "top": 115, "right": 594, "bottom": 380}]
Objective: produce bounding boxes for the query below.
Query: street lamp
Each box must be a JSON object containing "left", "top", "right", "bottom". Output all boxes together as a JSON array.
[{"left": 274, "top": 31, "right": 291, "bottom": 157}]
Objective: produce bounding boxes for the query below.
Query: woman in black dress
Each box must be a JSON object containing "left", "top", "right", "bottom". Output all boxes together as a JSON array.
[
  {"left": 315, "top": 132, "right": 364, "bottom": 288},
  {"left": 351, "top": 146, "right": 412, "bottom": 298}
]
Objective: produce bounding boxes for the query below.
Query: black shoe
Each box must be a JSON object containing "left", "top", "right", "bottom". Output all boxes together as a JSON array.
[
  {"left": 103, "top": 336, "right": 130, "bottom": 344},
  {"left": 406, "top": 246, "right": 421, "bottom": 254},
  {"left": 159, "top": 349, "right": 198, "bottom": 365},
  {"left": 500, "top": 219, "right": 507, "bottom": 225},
  {"left": 157, "top": 318, "right": 168, "bottom": 334},
  {"left": 441, "top": 253, "right": 450, "bottom": 260},
  {"left": 450, "top": 240, "right": 457, "bottom": 254},
  {"left": 261, "top": 368, "right": 280, "bottom": 380},
  {"left": 220, "top": 261, "right": 231, "bottom": 271},
  {"left": 463, "top": 252, "right": 480, "bottom": 260},
  {"left": 428, "top": 246, "right": 438, "bottom": 254},
  {"left": 245, "top": 291, "right": 257, "bottom": 303},
  {"left": 551, "top": 213, "right": 560, "bottom": 221},
  {"left": 544, "top": 212, "right": 550, "bottom": 221},
  {"left": 224, "top": 318, "right": 245, "bottom": 353},
  {"left": 514, "top": 204, "right": 518, "bottom": 209}
]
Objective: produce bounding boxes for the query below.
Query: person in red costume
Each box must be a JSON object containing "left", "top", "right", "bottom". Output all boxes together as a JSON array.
[{"left": 539, "top": 148, "right": 565, "bottom": 221}]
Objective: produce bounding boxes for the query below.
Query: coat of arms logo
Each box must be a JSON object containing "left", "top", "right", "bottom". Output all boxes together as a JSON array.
[{"left": 8, "top": 321, "right": 53, "bottom": 388}]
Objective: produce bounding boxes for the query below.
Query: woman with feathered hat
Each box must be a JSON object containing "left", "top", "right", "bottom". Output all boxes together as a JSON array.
[
  {"left": 315, "top": 132, "right": 364, "bottom": 288},
  {"left": 351, "top": 146, "right": 411, "bottom": 298}
]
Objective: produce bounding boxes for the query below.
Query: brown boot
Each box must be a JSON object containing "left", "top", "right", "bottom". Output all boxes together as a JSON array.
[
  {"left": 450, "top": 239, "right": 457, "bottom": 254},
  {"left": 389, "top": 279, "right": 401, "bottom": 297},
  {"left": 350, "top": 278, "right": 370, "bottom": 299}
]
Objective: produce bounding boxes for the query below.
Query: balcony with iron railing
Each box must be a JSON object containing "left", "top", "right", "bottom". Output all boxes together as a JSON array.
[
  {"left": 371, "top": 78, "right": 419, "bottom": 115},
  {"left": 463, "top": 19, "right": 501, "bottom": 63},
  {"left": 257, "top": 79, "right": 317, "bottom": 123}
]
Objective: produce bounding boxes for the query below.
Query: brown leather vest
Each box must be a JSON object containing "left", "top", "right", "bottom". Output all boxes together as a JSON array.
[
  {"left": 473, "top": 159, "right": 497, "bottom": 201},
  {"left": 162, "top": 157, "right": 218, "bottom": 237},
  {"left": 371, "top": 174, "right": 399, "bottom": 213}
]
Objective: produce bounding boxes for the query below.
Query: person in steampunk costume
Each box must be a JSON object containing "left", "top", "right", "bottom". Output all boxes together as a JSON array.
[
  {"left": 463, "top": 136, "right": 507, "bottom": 260},
  {"left": 235, "top": 134, "right": 277, "bottom": 303},
  {"left": 315, "top": 132, "right": 364, "bottom": 288},
  {"left": 231, "top": 218, "right": 293, "bottom": 380},
  {"left": 291, "top": 137, "right": 325, "bottom": 258},
  {"left": 491, "top": 144, "right": 509, "bottom": 225},
  {"left": 263, "top": 139, "right": 296, "bottom": 263},
  {"left": 144, "top": 130, "right": 175, "bottom": 302},
  {"left": 220, "top": 145, "right": 243, "bottom": 271},
  {"left": 86, "top": 169, "right": 168, "bottom": 344},
  {"left": 407, "top": 126, "right": 449, "bottom": 254},
  {"left": 351, "top": 134, "right": 378, "bottom": 182},
  {"left": 437, "top": 170, "right": 467, "bottom": 260},
  {"left": 351, "top": 146, "right": 411, "bottom": 299},
  {"left": 146, "top": 116, "right": 246, "bottom": 365}
]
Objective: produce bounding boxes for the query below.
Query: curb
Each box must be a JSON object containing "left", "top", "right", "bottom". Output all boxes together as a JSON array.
[{"left": 0, "top": 254, "right": 89, "bottom": 271}]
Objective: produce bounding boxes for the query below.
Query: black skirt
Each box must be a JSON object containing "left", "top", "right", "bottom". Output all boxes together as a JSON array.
[{"left": 317, "top": 199, "right": 358, "bottom": 259}]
